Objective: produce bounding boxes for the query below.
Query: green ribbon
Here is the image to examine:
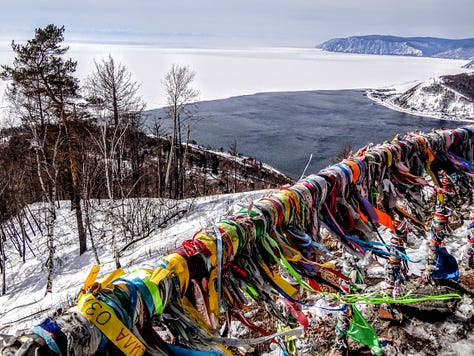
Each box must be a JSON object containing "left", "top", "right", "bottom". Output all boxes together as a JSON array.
[
  {"left": 316, "top": 289, "right": 462, "bottom": 305},
  {"left": 260, "top": 232, "right": 314, "bottom": 292}
]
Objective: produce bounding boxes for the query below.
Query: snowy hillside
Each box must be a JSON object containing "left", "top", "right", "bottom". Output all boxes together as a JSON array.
[
  {"left": 2, "top": 183, "right": 474, "bottom": 355},
  {"left": 318, "top": 35, "right": 474, "bottom": 59},
  {"left": 0, "top": 191, "right": 274, "bottom": 335},
  {"left": 368, "top": 72, "right": 474, "bottom": 120}
]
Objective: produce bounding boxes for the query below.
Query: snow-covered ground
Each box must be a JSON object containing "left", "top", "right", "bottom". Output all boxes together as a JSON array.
[
  {"left": 0, "top": 191, "right": 275, "bottom": 335},
  {"left": 0, "top": 41, "right": 469, "bottom": 126}
]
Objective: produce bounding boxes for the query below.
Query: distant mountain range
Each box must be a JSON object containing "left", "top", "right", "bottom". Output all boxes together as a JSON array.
[
  {"left": 318, "top": 35, "right": 474, "bottom": 59},
  {"left": 368, "top": 72, "right": 474, "bottom": 120}
]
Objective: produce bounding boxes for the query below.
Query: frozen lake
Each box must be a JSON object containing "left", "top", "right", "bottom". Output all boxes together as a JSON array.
[{"left": 0, "top": 42, "right": 469, "bottom": 118}]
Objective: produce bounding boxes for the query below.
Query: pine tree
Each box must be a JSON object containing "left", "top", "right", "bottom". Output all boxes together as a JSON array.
[{"left": 1, "top": 24, "right": 87, "bottom": 255}]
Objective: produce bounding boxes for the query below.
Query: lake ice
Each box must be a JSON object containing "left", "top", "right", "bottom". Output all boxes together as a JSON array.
[{"left": 0, "top": 41, "right": 469, "bottom": 120}]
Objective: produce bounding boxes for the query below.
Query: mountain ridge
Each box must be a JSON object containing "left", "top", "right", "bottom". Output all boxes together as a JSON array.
[{"left": 318, "top": 35, "right": 474, "bottom": 59}]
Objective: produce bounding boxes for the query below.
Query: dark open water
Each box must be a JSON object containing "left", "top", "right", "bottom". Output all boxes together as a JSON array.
[{"left": 147, "top": 90, "right": 461, "bottom": 179}]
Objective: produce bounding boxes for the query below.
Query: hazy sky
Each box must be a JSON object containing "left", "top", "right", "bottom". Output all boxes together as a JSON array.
[{"left": 0, "top": 0, "right": 472, "bottom": 46}]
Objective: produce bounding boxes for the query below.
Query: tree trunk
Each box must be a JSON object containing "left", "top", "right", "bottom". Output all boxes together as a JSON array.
[
  {"left": 165, "top": 133, "right": 176, "bottom": 196},
  {"left": 45, "top": 198, "right": 56, "bottom": 295},
  {"left": 102, "top": 125, "right": 114, "bottom": 200},
  {"left": 83, "top": 198, "right": 100, "bottom": 265},
  {"left": 179, "top": 125, "right": 191, "bottom": 198},
  {"left": 72, "top": 190, "right": 86, "bottom": 250},
  {"left": 158, "top": 143, "right": 163, "bottom": 197},
  {"left": 60, "top": 109, "right": 87, "bottom": 255},
  {"left": 110, "top": 201, "right": 121, "bottom": 269},
  {"left": 0, "top": 227, "right": 6, "bottom": 295},
  {"left": 17, "top": 214, "right": 27, "bottom": 263}
]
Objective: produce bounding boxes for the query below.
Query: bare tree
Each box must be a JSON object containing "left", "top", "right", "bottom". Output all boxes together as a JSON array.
[
  {"left": 0, "top": 173, "right": 10, "bottom": 295},
  {"left": 85, "top": 55, "right": 145, "bottom": 199},
  {"left": 79, "top": 137, "right": 101, "bottom": 265},
  {"left": 150, "top": 118, "right": 166, "bottom": 196},
  {"left": 34, "top": 129, "right": 62, "bottom": 294},
  {"left": 23, "top": 113, "right": 63, "bottom": 294},
  {"left": 86, "top": 55, "right": 145, "bottom": 127},
  {"left": 84, "top": 55, "right": 145, "bottom": 267},
  {"left": 162, "top": 64, "right": 199, "bottom": 198},
  {"left": 0, "top": 127, "right": 38, "bottom": 294}
]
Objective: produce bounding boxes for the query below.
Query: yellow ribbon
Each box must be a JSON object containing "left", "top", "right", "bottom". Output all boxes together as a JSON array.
[{"left": 78, "top": 294, "right": 146, "bottom": 356}]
